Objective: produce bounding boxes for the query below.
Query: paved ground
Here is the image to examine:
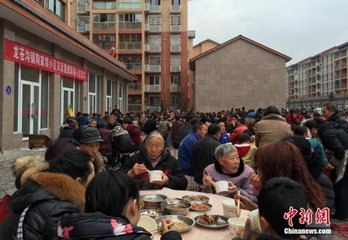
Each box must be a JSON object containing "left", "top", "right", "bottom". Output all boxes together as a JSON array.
[{"left": 0, "top": 147, "right": 46, "bottom": 196}]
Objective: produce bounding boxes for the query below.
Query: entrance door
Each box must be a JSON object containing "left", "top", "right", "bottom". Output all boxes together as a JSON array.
[
  {"left": 21, "top": 81, "right": 40, "bottom": 138},
  {"left": 61, "top": 87, "right": 75, "bottom": 123}
]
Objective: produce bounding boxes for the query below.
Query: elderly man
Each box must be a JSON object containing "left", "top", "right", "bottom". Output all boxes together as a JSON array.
[
  {"left": 254, "top": 105, "right": 292, "bottom": 147},
  {"left": 178, "top": 121, "right": 207, "bottom": 191}
]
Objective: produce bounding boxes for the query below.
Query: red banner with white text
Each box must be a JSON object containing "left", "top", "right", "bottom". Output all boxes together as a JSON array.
[{"left": 4, "top": 38, "right": 87, "bottom": 81}]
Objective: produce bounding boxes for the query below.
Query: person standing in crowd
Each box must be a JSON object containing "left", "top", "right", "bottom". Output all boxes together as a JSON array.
[
  {"left": 202, "top": 143, "right": 256, "bottom": 202},
  {"left": 192, "top": 124, "right": 221, "bottom": 189},
  {"left": 254, "top": 105, "right": 292, "bottom": 147},
  {"left": 230, "top": 118, "right": 248, "bottom": 144},
  {"left": 178, "top": 121, "right": 207, "bottom": 191},
  {"left": 123, "top": 117, "right": 142, "bottom": 151},
  {"left": 123, "top": 131, "right": 187, "bottom": 190},
  {"left": 314, "top": 112, "right": 348, "bottom": 220},
  {"left": 218, "top": 119, "right": 230, "bottom": 144},
  {"left": 57, "top": 170, "right": 182, "bottom": 240},
  {"left": 0, "top": 150, "right": 95, "bottom": 239},
  {"left": 171, "top": 114, "right": 184, "bottom": 149},
  {"left": 234, "top": 132, "right": 257, "bottom": 169}
]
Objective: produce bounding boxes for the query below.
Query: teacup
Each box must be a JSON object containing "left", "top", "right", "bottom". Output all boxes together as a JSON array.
[
  {"left": 149, "top": 170, "right": 163, "bottom": 182},
  {"left": 228, "top": 217, "right": 247, "bottom": 238},
  {"left": 249, "top": 209, "right": 262, "bottom": 233},
  {"left": 214, "top": 180, "right": 229, "bottom": 195}
]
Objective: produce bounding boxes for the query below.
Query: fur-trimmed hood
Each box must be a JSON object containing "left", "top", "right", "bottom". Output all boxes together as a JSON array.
[{"left": 11, "top": 172, "right": 85, "bottom": 213}]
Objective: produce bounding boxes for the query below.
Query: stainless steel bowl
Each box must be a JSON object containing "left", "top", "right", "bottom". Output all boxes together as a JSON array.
[
  {"left": 141, "top": 194, "right": 167, "bottom": 209},
  {"left": 161, "top": 199, "right": 191, "bottom": 216},
  {"left": 156, "top": 215, "right": 194, "bottom": 233}
]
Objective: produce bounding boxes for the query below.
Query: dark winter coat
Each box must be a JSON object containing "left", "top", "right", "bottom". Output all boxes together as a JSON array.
[
  {"left": 192, "top": 135, "right": 221, "bottom": 184},
  {"left": 57, "top": 212, "right": 181, "bottom": 240},
  {"left": 123, "top": 149, "right": 188, "bottom": 190},
  {"left": 0, "top": 172, "right": 85, "bottom": 240},
  {"left": 318, "top": 121, "right": 348, "bottom": 160}
]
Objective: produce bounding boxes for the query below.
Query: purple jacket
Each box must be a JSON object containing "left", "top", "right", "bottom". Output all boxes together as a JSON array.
[{"left": 203, "top": 163, "right": 257, "bottom": 202}]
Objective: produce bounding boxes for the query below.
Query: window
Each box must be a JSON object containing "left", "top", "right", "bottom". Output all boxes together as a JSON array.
[
  {"left": 170, "top": 35, "right": 181, "bottom": 45},
  {"left": 48, "top": 0, "right": 65, "bottom": 19},
  {"left": 172, "top": 0, "right": 180, "bottom": 5},
  {"left": 119, "top": 13, "right": 142, "bottom": 22},
  {"left": 93, "top": 34, "right": 116, "bottom": 49},
  {"left": 171, "top": 95, "right": 180, "bottom": 105},
  {"left": 149, "top": 16, "right": 161, "bottom": 25},
  {"left": 148, "top": 35, "right": 161, "bottom": 45},
  {"left": 88, "top": 73, "right": 101, "bottom": 114},
  {"left": 148, "top": 56, "right": 161, "bottom": 65},
  {"left": 171, "top": 55, "right": 181, "bottom": 65},
  {"left": 119, "top": 0, "right": 142, "bottom": 10},
  {"left": 149, "top": 96, "right": 160, "bottom": 105},
  {"left": 149, "top": 75, "right": 160, "bottom": 85},
  {"left": 171, "top": 75, "right": 180, "bottom": 85},
  {"left": 170, "top": 16, "right": 181, "bottom": 25},
  {"left": 150, "top": 0, "right": 161, "bottom": 5},
  {"left": 41, "top": 71, "right": 49, "bottom": 129}
]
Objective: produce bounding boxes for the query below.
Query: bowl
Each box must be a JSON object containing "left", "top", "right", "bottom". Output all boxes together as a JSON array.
[
  {"left": 189, "top": 201, "right": 212, "bottom": 212},
  {"left": 161, "top": 199, "right": 191, "bottom": 216},
  {"left": 182, "top": 195, "right": 210, "bottom": 203},
  {"left": 141, "top": 194, "right": 168, "bottom": 209},
  {"left": 156, "top": 215, "right": 194, "bottom": 233}
]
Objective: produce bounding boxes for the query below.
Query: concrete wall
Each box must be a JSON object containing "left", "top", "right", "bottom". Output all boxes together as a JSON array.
[
  {"left": 194, "top": 39, "right": 287, "bottom": 112},
  {"left": 192, "top": 41, "right": 219, "bottom": 58}
]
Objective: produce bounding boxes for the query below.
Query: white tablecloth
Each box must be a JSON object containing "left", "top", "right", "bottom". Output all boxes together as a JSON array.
[{"left": 140, "top": 188, "right": 249, "bottom": 240}]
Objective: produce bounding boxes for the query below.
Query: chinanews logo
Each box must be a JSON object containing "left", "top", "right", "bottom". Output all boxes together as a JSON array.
[{"left": 283, "top": 207, "right": 332, "bottom": 235}]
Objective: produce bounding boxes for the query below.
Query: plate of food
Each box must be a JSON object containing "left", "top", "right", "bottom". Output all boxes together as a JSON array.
[
  {"left": 140, "top": 209, "right": 164, "bottom": 218},
  {"left": 182, "top": 195, "right": 210, "bottom": 203},
  {"left": 194, "top": 214, "right": 229, "bottom": 229},
  {"left": 156, "top": 215, "right": 194, "bottom": 233},
  {"left": 189, "top": 201, "right": 212, "bottom": 212}
]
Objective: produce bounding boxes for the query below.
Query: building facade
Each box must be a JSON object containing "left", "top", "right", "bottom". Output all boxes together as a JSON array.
[
  {"left": 190, "top": 35, "right": 291, "bottom": 112},
  {"left": 74, "top": 0, "right": 191, "bottom": 112},
  {"left": 286, "top": 42, "right": 348, "bottom": 110},
  {"left": 0, "top": 0, "right": 135, "bottom": 150}
]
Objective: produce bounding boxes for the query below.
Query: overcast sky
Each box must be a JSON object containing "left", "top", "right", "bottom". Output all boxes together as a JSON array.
[{"left": 188, "top": 0, "right": 348, "bottom": 65}]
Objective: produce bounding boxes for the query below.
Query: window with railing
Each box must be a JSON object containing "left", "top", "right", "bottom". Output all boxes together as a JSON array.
[
  {"left": 93, "top": 34, "right": 116, "bottom": 50},
  {"left": 119, "top": 13, "right": 142, "bottom": 29},
  {"left": 93, "top": 13, "right": 116, "bottom": 30},
  {"left": 119, "top": 34, "right": 142, "bottom": 50},
  {"left": 149, "top": 75, "right": 160, "bottom": 85},
  {"left": 128, "top": 81, "right": 141, "bottom": 91},
  {"left": 170, "top": 15, "right": 181, "bottom": 25},
  {"left": 119, "top": 0, "right": 142, "bottom": 10},
  {"left": 118, "top": 55, "right": 142, "bottom": 70},
  {"left": 93, "top": 0, "right": 116, "bottom": 10},
  {"left": 47, "top": 0, "right": 65, "bottom": 20},
  {"left": 148, "top": 96, "right": 161, "bottom": 105},
  {"left": 148, "top": 56, "right": 161, "bottom": 65}
]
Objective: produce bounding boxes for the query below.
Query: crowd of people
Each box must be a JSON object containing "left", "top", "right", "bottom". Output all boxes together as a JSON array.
[{"left": 0, "top": 103, "right": 347, "bottom": 240}]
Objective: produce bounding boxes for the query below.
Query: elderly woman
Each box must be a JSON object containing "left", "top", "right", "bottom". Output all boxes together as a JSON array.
[
  {"left": 202, "top": 142, "right": 257, "bottom": 202},
  {"left": 123, "top": 131, "right": 187, "bottom": 190}
]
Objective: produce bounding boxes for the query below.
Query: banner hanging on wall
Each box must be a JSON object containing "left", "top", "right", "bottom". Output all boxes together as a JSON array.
[{"left": 4, "top": 38, "right": 87, "bottom": 81}]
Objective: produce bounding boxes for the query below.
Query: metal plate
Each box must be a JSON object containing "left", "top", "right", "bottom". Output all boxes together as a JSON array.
[
  {"left": 182, "top": 195, "right": 210, "bottom": 203},
  {"left": 156, "top": 215, "right": 194, "bottom": 233},
  {"left": 194, "top": 214, "right": 229, "bottom": 229},
  {"left": 189, "top": 202, "right": 212, "bottom": 212},
  {"left": 140, "top": 209, "right": 164, "bottom": 218}
]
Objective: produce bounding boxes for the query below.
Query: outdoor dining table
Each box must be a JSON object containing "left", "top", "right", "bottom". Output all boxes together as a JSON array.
[{"left": 140, "top": 187, "right": 250, "bottom": 240}]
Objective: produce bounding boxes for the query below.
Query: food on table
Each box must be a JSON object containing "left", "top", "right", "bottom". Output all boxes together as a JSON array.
[
  {"left": 197, "top": 214, "right": 220, "bottom": 225},
  {"left": 140, "top": 209, "right": 163, "bottom": 218},
  {"left": 182, "top": 195, "right": 209, "bottom": 202},
  {"left": 190, "top": 203, "right": 211, "bottom": 211},
  {"left": 166, "top": 204, "right": 187, "bottom": 209}
]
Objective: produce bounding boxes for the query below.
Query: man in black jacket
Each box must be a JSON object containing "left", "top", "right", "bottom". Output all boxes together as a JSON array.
[{"left": 192, "top": 124, "right": 221, "bottom": 188}]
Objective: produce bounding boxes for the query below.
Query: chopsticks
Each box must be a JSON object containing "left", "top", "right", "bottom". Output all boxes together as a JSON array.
[
  {"left": 237, "top": 190, "right": 240, "bottom": 217},
  {"left": 150, "top": 221, "right": 176, "bottom": 234}
]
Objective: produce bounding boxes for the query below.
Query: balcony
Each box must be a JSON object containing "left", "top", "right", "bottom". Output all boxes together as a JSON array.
[
  {"left": 124, "top": 63, "right": 142, "bottom": 71},
  {"left": 170, "top": 85, "right": 180, "bottom": 92},
  {"left": 119, "top": 42, "right": 142, "bottom": 50},
  {"left": 144, "top": 24, "right": 161, "bottom": 32},
  {"left": 144, "top": 85, "right": 161, "bottom": 92},
  {"left": 144, "top": 44, "right": 161, "bottom": 52},
  {"left": 92, "top": 2, "right": 116, "bottom": 10},
  {"left": 77, "top": 3, "right": 89, "bottom": 13},
  {"left": 170, "top": 5, "right": 181, "bottom": 12},
  {"left": 144, "top": 3, "right": 161, "bottom": 13},
  {"left": 93, "top": 22, "right": 116, "bottom": 30},
  {"left": 170, "top": 25, "right": 181, "bottom": 32},
  {"left": 170, "top": 45, "right": 181, "bottom": 52},
  {"left": 170, "top": 65, "right": 181, "bottom": 72},
  {"left": 128, "top": 82, "right": 142, "bottom": 90},
  {"left": 145, "top": 64, "right": 161, "bottom": 72},
  {"left": 119, "top": 22, "right": 142, "bottom": 30},
  {"left": 118, "top": 2, "right": 142, "bottom": 10},
  {"left": 77, "top": 24, "right": 90, "bottom": 32}
]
